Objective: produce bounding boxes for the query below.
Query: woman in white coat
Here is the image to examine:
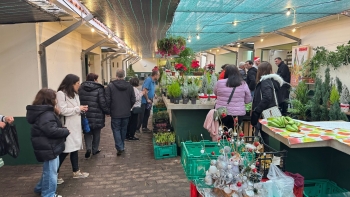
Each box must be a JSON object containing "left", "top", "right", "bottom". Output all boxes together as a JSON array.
[{"left": 56, "top": 74, "right": 89, "bottom": 184}]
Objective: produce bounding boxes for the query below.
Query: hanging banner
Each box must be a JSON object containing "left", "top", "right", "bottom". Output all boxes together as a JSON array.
[{"left": 291, "top": 45, "right": 310, "bottom": 87}]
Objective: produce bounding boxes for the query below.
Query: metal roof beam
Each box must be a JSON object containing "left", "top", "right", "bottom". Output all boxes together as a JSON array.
[
  {"left": 175, "top": 11, "right": 337, "bottom": 15},
  {"left": 39, "top": 14, "right": 93, "bottom": 88},
  {"left": 273, "top": 30, "right": 301, "bottom": 45}
]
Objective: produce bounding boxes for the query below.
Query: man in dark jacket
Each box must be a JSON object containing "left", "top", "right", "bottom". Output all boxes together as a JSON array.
[
  {"left": 106, "top": 69, "right": 136, "bottom": 156},
  {"left": 246, "top": 60, "right": 257, "bottom": 100},
  {"left": 79, "top": 73, "right": 109, "bottom": 158},
  {"left": 275, "top": 57, "right": 291, "bottom": 115}
]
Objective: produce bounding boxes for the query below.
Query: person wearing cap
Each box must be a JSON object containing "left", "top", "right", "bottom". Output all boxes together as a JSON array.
[
  {"left": 253, "top": 56, "right": 261, "bottom": 67},
  {"left": 219, "top": 64, "right": 228, "bottom": 80},
  {"left": 238, "top": 62, "right": 247, "bottom": 81}
]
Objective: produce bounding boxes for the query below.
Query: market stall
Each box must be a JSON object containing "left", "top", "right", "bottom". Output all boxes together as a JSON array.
[
  {"left": 163, "top": 95, "right": 214, "bottom": 146},
  {"left": 260, "top": 119, "right": 350, "bottom": 190}
]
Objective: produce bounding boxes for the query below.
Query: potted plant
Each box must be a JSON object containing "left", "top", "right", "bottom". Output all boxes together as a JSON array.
[
  {"left": 157, "top": 36, "right": 186, "bottom": 57},
  {"left": 182, "top": 85, "right": 189, "bottom": 104},
  {"left": 340, "top": 85, "right": 350, "bottom": 112},
  {"left": 174, "top": 63, "right": 187, "bottom": 76},
  {"left": 167, "top": 84, "right": 174, "bottom": 103},
  {"left": 288, "top": 81, "right": 310, "bottom": 120},
  {"left": 188, "top": 83, "right": 199, "bottom": 104},
  {"left": 172, "top": 82, "right": 182, "bottom": 104},
  {"left": 126, "top": 64, "right": 135, "bottom": 81},
  {"left": 206, "top": 62, "right": 215, "bottom": 74}
]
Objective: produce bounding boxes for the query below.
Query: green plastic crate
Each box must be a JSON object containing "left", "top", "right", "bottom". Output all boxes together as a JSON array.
[
  {"left": 153, "top": 138, "right": 177, "bottom": 160},
  {"left": 304, "top": 179, "right": 348, "bottom": 197},
  {"left": 181, "top": 140, "right": 256, "bottom": 180},
  {"left": 153, "top": 107, "right": 167, "bottom": 113},
  {"left": 181, "top": 140, "right": 221, "bottom": 180}
]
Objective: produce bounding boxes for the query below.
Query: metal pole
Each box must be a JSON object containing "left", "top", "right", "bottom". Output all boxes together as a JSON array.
[
  {"left": 81, "top": 38, "right": 108, "bottom": 81},
  {"left": 39, "top": 14, "right": 93, "bottom": 88}
]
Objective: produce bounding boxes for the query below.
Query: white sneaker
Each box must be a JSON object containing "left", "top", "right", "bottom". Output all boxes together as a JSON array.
[
  {"left": 73, "top": 170, "right": 89, "bottom": 178},
  {"left": 54, "top": 194, "right": 62, "bottom": 197},
  {"left": 57, "top": 178, "right": 64, "bottom": 185}
]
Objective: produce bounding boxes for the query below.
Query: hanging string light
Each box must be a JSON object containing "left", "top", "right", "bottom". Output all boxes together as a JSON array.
[
  {"left": 286, "top": 8, "right": 291, "bottom": 16},
  {"left": 196, "top": 33, "right": 200, "bottom": 40},
  {"left": 260, "top": 38, "right": 264, "bottom": 42},
  {"left": 232, "top": 21, "right": 237, "bottom": 26},
  {"left": 292, "top": 28, "right": 296, "bottom": 32},
  {"left": 91, "top": 28, "right": 95, "bottom": 32}
]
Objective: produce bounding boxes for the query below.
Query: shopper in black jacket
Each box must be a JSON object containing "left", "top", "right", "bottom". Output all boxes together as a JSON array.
[
  {"left": 251, "top": 62, "right": 285, "bottom": 144},
  {"left": 106, "top": 69, "right": 136, "bottom": 156},
  {"left": 275, "top": 57, "right": 291, "bottom": 115},
  {"left": 78, "top": 73, "right": 109, "bottom": 158},
  {"left": 246, "top": 60, "right": 257, "bottom": 100},
  {"left": 26, "top": 88, "right": 69, "bottom": 197}
]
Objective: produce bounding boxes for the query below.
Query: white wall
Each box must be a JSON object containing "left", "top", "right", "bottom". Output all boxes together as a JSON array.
[
  {"left": 0, "top": 24, "right": 40, "bottom": 116},
  {"left": 132, "top": 58, "right": 157, "bottom": 72},
  {"left": 36, "top": 22, "right": 83, "bottom": 89},
  {"left": 215, "top": 52, "right": 237, "bottom": 73}
]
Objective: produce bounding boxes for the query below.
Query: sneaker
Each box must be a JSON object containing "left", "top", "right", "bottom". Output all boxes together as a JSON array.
[
  {"left": 128, "top": 137, "right": 139, "bottom": 141},
  {"left": 93, "top": 150, "right": 101, "bottom": 155},
  {"left": 117, "top": 150, "right": 124, "bottom": 156},
  {"left": 85, "top": 149, "right": 91, "bottom": 159},
  {"left": 73, "top": 170, "right": 89, "bottom": 178},
  {"left": 54, "top": 194, "right": 62, "bottom": 197},
  {"left": 57, "top": 178, "right": 64, "bottom": 185}
]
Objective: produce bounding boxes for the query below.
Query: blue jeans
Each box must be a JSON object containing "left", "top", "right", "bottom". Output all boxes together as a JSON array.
[
  {"left": 111, "top": 118, "right": 129, "bottom": 151},
  {"left": 34, "top": 156, "right": 59, "bottom": 197}
]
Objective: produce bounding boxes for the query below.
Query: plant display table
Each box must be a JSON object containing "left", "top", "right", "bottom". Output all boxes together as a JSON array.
[
  {"left": 260, "top": 119, "right": 350, "bottom": 190},
  {"left": 163, "top": 95, "right": 214, "bottom": 146}
]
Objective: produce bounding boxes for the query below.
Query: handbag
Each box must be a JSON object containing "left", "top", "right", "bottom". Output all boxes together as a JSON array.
[
  {"left": 81, "top": 112, "right": 90, "bottom": 133},
  {"left": 261, "top": 80, "right": 282, "bottom": 119},
  {"left": 132, "top": 107, "right": 143, "bottom": 114},
  {"left": 214, "top": 87, "right": 236, "bottom": 120}
]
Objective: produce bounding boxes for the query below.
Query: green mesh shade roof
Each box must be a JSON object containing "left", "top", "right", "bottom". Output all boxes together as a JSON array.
[
  {"left": 80, "top": 0, "right": 179, "bottom": 58},
  {"left": 167, "top": 0, "right": 350, "bottom": 52}
]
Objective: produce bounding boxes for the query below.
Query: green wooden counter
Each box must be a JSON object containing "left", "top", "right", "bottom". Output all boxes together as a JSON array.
[
  {"left": 261, "top": 123, "right": 350, "bottom": 190},
  {"left": 163, "top": 96, "right": 213, "bottom": 147}
]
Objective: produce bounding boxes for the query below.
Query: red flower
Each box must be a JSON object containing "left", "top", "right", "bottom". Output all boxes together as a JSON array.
[
  {"left": 152, "top": 66, "right": 159, "bottom": 71},
  {"left": 175, "top": 63, "right": 187, "bottom": 72},
  {"left": 221, "top": 113, "right": 227, "bottom": 118},
  {"left": 207, "top": 63, "right": 215, "bottom": 69},
  {"left": 191, "top": 60, "right": 200, "bottom": 69}
]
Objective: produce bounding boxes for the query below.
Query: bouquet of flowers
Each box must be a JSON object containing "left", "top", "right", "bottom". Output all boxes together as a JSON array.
[
  {"left": 191, "top": 60, "right": 200, "bottom": 70},
  {"left": 175, "top": 63, "right": 187, "bottom": 72}
]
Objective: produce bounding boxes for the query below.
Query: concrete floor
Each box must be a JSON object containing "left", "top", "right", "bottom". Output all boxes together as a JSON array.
[{"left": 0, "top": 117, "right": 190, "bottom": 197}]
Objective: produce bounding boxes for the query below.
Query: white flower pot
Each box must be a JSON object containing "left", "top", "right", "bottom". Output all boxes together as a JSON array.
[{"left": 340, "top": 103, "right": 350, "bottom": 113}]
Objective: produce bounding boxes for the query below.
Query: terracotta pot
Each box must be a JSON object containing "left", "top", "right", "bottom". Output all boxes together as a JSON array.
[
  {"left": 301, "top": 77, "right": 310, "bottom": 82},
  {"left": 308, "top": 78, "right": 315, "bottom": 83},
  {"left": 171, "top": 71, "right": 175, "bottom": 76}
]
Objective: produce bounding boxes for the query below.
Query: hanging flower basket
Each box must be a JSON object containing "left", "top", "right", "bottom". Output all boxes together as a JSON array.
[{"left": 157, "top": 36, "right": 186, "bottom": 57}]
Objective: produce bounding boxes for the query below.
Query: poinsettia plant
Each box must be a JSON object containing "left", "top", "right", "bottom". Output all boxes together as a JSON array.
[
  {"left": 174, "top": 63, "right": 187, "bottom": 72},
  {"left": 191, "top": 60, "right": 200, "bottom": 69},
  {"left": 152, "top": 66, "right": 159, "bottom": 72},
  {"left": 157, "top": 36, "right": 186, "bottom": 57}
]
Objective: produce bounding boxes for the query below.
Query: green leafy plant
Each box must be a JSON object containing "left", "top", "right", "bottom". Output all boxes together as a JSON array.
[
  {"left": 188, "top": 83, "right": 199, "bottom": 98},
  {"left": 153, "top": 111, "right": 169, "bottom": 121},
  {"left": 175, "top": 47, "right": 195, "bottom": 73},
  {"left": 288, "top": 99, "right": 310, "bottom": 120},
  {"left": 172, "top": 82, "right": 182, "bottom": 98},
  {"left": 292, "top": 81, "right": 309, "bottom": 105},
  {"left": 309, "top": 78, "right": 323, "bottom": 121},
  {"left": 330, "top": 86, "right": 340, "bottom": 105},
  {"left": 126, "top": 64, "right": 135, "bottom": 77},
  {"left": 320, "top": 67, "right": 331, "bottom": 121},
  {"left": 329, "top": 101, "right": 348, "bottom": 121},
  {"left": 336, "top": 77, "right": 343, "bottom": 95},
  {"left": 155, "top": 98, "right": 166, "bottom": 108},
  {"left": 154, "top": 132, "right": 175, "bottom": 146}
]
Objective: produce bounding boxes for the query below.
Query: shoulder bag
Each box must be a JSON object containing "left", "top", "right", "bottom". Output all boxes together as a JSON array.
[
  {"left": 261, "top": 80, "right": 282, "bottom": 119},
  {"left": 214, "top": 87, "right": 236, "bottom": 120}
]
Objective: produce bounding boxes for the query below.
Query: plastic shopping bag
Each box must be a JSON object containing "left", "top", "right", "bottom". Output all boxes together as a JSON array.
[
  {"left": 81, "top": 112, "right": 90, "bottom": 133},
  {"left": 267, "top": 164, "right": 295, "bottom": 197},
  {"left": 1, "top": 124, "right": 20, "bottom": 158}
]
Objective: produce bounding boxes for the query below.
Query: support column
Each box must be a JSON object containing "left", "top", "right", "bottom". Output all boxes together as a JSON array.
[{"left": 39, "top": 14, "right": 93, "bottom": 88}]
